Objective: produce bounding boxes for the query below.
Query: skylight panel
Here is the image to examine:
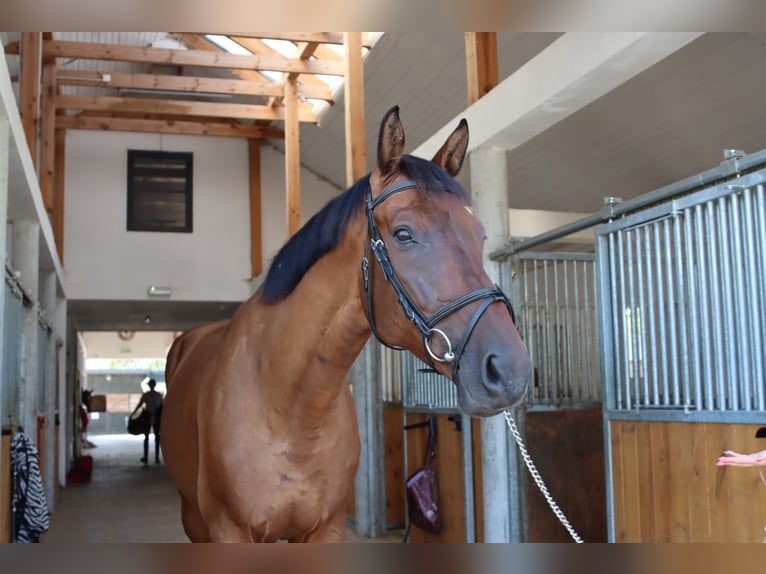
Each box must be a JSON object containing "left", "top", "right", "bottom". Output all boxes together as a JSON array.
[
  {"left": 205, "top": 34, "right": 251, "bottom": 55},
  {"left": 261, "top": 38, "right": 297, "bottom": 58}
]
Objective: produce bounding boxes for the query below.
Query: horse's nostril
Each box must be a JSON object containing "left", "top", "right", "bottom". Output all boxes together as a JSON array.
[{"left": 481, "top": 353, "right": 504, "bottom": 392}]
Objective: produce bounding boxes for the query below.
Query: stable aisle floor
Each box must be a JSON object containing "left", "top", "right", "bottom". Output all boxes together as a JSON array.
[
  {"left": 42, "top": 434, "right": 401, "bottom": 543},
  {"left": 43, "top": 435, "right": 188, "bottom": 542}
]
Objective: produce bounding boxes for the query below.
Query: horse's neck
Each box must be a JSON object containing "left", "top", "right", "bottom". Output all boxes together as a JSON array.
[{"left": 245, "top": 220, "right": 370, "bottom": 430}]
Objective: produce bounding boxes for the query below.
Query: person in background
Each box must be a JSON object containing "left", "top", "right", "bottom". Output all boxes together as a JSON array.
[
  {"left": 131, "top": 378, "right": 164, "bottom": 465},
  {"left": 716, "top": 449, "right": 766, "bottom": 467},
  {"left": 717, "top": 448, "right": 766, "bottom": 542},
  {"left": 80, "top": 390, "right": 96, "bottom": 449}
]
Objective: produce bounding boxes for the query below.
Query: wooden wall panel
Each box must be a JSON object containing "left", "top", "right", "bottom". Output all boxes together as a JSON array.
[
  {"left": 383, "top": 407, "right": 405, "bottom": 526},
  {"left": 524, "top": 409, "right": 607, "bottom": 542},
  {"left": 649, "top": 422, "right": 672, "bottom": 541},
  {"left": 610, "top": 421, "right": 766, "bottom": 542},
  {"left": 470, "top": 417, "right": 484, "bottom": 542},
  {"left": 248, "top": 139, "right": 262, "bottom": 277}
]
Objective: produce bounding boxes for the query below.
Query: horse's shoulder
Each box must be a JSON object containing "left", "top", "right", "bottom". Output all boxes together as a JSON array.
[{"left": 166, "top": 320, "right": 229, "bottom": 386}]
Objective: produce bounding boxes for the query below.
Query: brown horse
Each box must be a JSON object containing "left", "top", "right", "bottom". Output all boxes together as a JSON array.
[{"left": 161, "top": 106, "right": 531, "bottom": 542}]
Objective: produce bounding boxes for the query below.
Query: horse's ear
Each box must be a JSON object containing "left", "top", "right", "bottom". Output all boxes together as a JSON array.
[
  {"left": 432, "top": 119, "right": 469, "bottom": 177},
  {"left": 376, "top": 105, "right": 406, "bottom": 176}
]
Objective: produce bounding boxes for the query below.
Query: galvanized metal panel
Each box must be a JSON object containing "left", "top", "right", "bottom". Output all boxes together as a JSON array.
[
  {"left": 598, "top": 168, "right": 766, "bottom": 418},
  {"left": 505, "top": 252, "right": 601, "bottom": 410}
]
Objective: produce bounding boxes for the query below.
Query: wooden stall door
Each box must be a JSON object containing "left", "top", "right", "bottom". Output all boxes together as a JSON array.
[
  {"left": 525, "top": 409, "right": 607, "bottom": 542},
  {"left": 383, "top": 407, "right": 405, "bottom": 527},
  {"left": 610, "top": 421, "right": 766, "bottom": 542}
]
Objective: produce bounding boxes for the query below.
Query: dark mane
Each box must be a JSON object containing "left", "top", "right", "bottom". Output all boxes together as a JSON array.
[{"left": 260, "top": 154, "right": 469, "bottom": 304}]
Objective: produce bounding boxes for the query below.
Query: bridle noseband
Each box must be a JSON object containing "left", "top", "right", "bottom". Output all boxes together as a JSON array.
[{"left": 361, "top": 179, "right": 516, "bottom": 378}]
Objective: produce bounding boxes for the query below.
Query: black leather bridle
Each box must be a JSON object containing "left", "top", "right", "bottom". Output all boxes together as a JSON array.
[{"left": 361, "top": 179, "right": 516, "bottom": 378}]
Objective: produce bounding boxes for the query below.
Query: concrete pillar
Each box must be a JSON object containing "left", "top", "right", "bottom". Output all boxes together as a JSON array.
[
  {"left": 469, "top": 146, "right": 522, "bottom": 542},
  {"left": 350, "top": 339, "right": 383, "bottom": 537},
  {"left": 13, "top": 219, "right": 40, "bottom": 435}
]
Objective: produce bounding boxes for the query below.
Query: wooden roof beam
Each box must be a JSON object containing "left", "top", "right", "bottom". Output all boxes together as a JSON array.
[
  {"left": 56, "top": 114, "right": 286, "bottom": 139},
  {"left": 55, "top": 69, "right": 333, "bottom": 102},
  {"left": 56, "top": 94, "right": 317, "bottom": 122},
  {"left": 20, "top": 33, "right": 42, "bottom": 164},
  {"left": 209, "top": 32, "right": 374, "bottom": 48},
  {"left": 171, "top": 33, "right": 274, "bottom": 85},
  {"left": 465, "top": 33, "right": 498, "bottom": 104},
  {"left": 38, "top": 40, "right": 346, "bottom": 76},
  {"left": 229, "top": 37, "right": 325, "bottom": 108}
]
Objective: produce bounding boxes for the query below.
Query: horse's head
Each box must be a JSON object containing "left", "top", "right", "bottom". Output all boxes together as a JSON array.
[{"left": 362, "top": 106, "right": 531, "bottom": 417}]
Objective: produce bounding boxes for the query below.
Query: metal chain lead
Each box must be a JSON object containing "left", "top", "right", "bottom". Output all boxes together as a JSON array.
[{"left": 503, "top": 410, "right": 584, "bottom": 543}]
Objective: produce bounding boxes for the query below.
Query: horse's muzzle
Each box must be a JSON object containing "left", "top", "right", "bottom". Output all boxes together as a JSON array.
[{"left": 455, "top": 350, "right": 531, "bottom": 417}]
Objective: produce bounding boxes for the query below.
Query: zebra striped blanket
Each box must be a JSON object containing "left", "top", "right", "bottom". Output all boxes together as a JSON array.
[{"left": 11, "top": 431, "right": 50, "bottom": 543}]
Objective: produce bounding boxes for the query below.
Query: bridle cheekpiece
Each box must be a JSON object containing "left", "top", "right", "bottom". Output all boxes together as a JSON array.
[{"left": 361, "top": 179, "right": 516, "bottom": 378}]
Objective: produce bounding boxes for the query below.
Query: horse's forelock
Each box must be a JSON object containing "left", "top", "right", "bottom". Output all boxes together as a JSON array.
[{"left": 398, "top": 155, "right": 470, "bottom": 205}]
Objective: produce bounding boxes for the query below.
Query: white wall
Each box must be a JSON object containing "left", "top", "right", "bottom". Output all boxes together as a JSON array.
[
  {"left": 82, "top": 331, "right": 177, "bottom": 360},
  {"left": 259, "top": 144, "right": 343, "bottom": 274},
  {"left": 508, "top": 208, "right": 594, "bottom": 242},
  {"left": 64, "top": 132, "right": 341, "bottom": 302}
]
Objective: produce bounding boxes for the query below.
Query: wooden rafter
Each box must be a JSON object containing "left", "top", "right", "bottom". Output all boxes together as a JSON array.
[
  {"left": 229, "top": 37, "right": 325, "bottom": 108},
  {"left": 56, "top": 94, "right": 317, "bottom": 122},
  {"left": 56, "top": 115, "right": 285, "bottom": 139},
  {"left": 215, "top": 32, "right": 374, "bottom": 47},
  {"left": 169, "top": 33, "right": 329, "bottom": 126},
  {"left": 55, "top": 69, "right": 334, "bottom": 102},
  {"left": 312, "top": 44, "right": 344, "bottom": 62},
  {"left": 170, "top": 33, "right": 274, "bottom": 85},
  {"left": 17, "top": 39, "right": 347, "bottom": 77}
]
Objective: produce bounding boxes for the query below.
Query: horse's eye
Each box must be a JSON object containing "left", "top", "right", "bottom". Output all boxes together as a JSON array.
[{"left": 393, "top": 227, "right": 413, "bottom": 243}]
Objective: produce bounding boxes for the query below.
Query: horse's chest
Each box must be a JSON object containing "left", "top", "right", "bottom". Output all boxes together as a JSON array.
[{"left": 248, "top": 469, "right": 339, "bottom": 538}]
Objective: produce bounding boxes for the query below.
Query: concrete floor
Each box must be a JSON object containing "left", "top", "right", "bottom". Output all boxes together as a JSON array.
[{"left": 42, "top": 435, "right": 402, "bottom": 543}]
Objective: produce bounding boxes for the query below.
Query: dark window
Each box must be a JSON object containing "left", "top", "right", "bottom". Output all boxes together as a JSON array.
[{"left": 127, "top": 150, "right": 193, "bottom": 232}]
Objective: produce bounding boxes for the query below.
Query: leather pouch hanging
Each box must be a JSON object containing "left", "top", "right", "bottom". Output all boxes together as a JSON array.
[{"left": 405, "top": 418, "right": 442, "bottom": 534}]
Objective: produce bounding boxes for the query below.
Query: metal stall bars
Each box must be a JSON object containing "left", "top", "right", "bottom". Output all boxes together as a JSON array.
[
  {"left": 493, "top": 241, "right": 600, "bottom": 542},
  {"left": 594, "top": 149, "right": 766, "bottom": 541},
  {"left": 500, "top": 251, "right": 601, "bottom": 410},
  {"left": 597, "top": 163, "right": 766, "bottom": 421},
  {"left": 488, "top": 147, "right": 766, "bottom": 543}
]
